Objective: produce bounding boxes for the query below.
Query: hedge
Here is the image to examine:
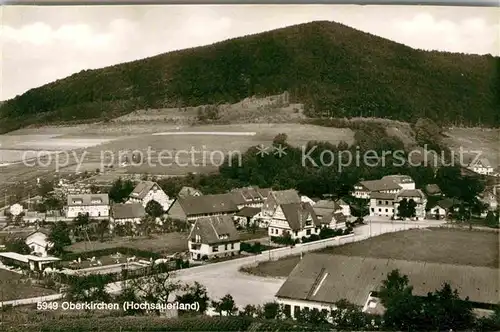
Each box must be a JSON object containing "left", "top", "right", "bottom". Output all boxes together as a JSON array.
[{"left": 18, "top": 315, "right": 255, "bottom": 332}]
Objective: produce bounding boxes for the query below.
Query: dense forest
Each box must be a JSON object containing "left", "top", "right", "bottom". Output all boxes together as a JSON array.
[{"left": 1, "top": 20, "right": 499, "bottom": 133}]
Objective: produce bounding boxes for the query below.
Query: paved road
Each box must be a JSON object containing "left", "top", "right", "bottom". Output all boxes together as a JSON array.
[{"left": 5, "top": 220, "right": 446, "bottom": 309}]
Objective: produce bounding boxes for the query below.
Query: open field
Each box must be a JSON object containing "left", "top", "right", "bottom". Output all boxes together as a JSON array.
[
  {"left": 0, "top": 269, "right": 56, "bottom": 301},
  {"left": 242, "top": 228, "right": 499, "bottom": 278},
  {"left": 65, "top": 232, "right": 189, "bottom": 255}
]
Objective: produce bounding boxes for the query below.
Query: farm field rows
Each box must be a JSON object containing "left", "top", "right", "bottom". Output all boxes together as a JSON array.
[{"left": 242, "top": 228, "right": 500, "bottom": 278}]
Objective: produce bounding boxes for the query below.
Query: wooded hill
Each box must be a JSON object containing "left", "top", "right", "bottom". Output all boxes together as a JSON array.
[{"left": 1, "top": 20, "right": 498, "bottom": 133}]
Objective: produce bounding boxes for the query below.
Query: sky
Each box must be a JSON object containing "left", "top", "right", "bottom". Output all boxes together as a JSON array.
[{"left": 1, "top": 5, "right": 499, "bottom": 101}]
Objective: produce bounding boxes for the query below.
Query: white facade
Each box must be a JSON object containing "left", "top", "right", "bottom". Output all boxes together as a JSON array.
[
  {"left": 25, "top": 232, "right": 52, "bottom": 257},
  {"left": 352, "top": 185, "right": 370, "bottom": 199},
  {"left": 339, "top": 204, "right": 351, "bottom": 217},
  {"left": 369, "top": 198, "right": 395, "bottom": 218},
  {"left": 67, "top": 204, "right": 109, "bottom": 219},
  {"left": 469, "top": 164, "right": 494, "bottom": 175},
  {"left": 128, "top": 186, "right": 173, "bottom": 212},
  {"left": 268, "top": 206, "right": 319, "bottom": 240},
  {"left": 394, "top": 193, "right": 427, "bottom": 220},
  {"left": 427, "top": 205, "right": 447, "bottom": 219},
  {"left": 188, "top": 239, "right": 240, "bottom": 260},
  {"left": 276, "top": 297, "right": 336, "bottom": 319}
]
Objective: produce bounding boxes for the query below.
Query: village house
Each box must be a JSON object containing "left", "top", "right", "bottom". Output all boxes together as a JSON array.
[
  {"left": 352, "top": 178, "right": 403, "bottom": 199},
  {"left": 178, "top": 186, "right": 203, "bottom": 199},
  {"left": 426, "top": 201, "right": 448, "bottom": 220},
  {"left": 24, "top": 228, "right": 52, "bottom": 257},
  {"left": 426, "top": 198, "right": 463, "bottom": 220},
  {"left": 66, "top": 194, "right": 110, "bottom": 219},
  {"left": 275, "top": 254, "right": 499, "bottom": 319},
  {"left": 478, "top": 187, "right": 499, "bottom": 212},
  {"left": 394, "top": 189, "right": 427, "bottom": 220},
  {"left": 269, "top": 202, "right": 321, "bottom": 240},
  {"left": 188, "top": 215, "right": 240, "bottom": 260},
  {"left": 233, "top": 207, "right": 262, "bottom": 228},
  {"left": 336, "top": 199, "right": 351, "bottom": 217},
  {"left": 167, "top": 193, "right": 239, "bottom": 223},
  {"left": 312, "top": 200, "right": 347, "bottom": 230},
  {"left": 466, "top": 157, "right": 494, "bottom": 176},
  {"left": 261, "top": 189, "right": 301, "bottom": 219},
  {"left": 369, "top": 192, "right": 396, "bottom": 218},
  {"left": 229, "top": 187, "right": 271, "bottom": 209},
  {"left": 110, "top": 203, "right": 146, "bottom": 231},
  {"left": 127, "top": 181, "right": 173, "bottom": 212}
]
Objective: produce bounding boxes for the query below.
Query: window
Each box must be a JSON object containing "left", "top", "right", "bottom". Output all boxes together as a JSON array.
[
  {"left": 385, "top": 201, "right": 388, "bottom": 204},
  {"left": 371, "top": 208, "right": 374, "bottom": 212},
  {"left": 231, "top": 243, "right": 234, "bottom": 250},
  {"left": 378, "top": 200, "right": 382, "bottom": 205},
  {"left": 224, "top": 244, "right": 228, "bottom": 251},
  {"left": 385, "top": 209, "right": 388, "bottom": 212},
  {"left": 294, "top": 231, "right": 298, "bottom": 236},
  {"left": 195, "top": 234, "right": 201, "bottom": 243},
  {"left": 212, "top": 246, "right": 219, "bottom": 252},
  {"left": 306, "top": 229, "right": 311, "bottom": 236},
  {"left": 284, "top": 304, "right": 291, "bottom": 317},
  {"left": 378, "top": 208, "right": 382, "bottom": 212},
  {"left": 294, "top": 306, "right": 301, "bottom": 317}
]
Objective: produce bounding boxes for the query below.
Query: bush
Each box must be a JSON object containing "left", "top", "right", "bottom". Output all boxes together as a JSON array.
[
  {"left": 240, "top": 242, "right": 263, "bottom": 254},
  {"left": 270, "top": 236, "right": 296, "bottom": 246}
]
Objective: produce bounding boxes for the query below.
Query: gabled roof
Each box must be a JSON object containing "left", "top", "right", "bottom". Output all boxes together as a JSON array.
[
  {"left": 396, "top": 189, "right": 426, "bottom": 200},
  {"left": 358, "top": 179, "right": 401, "bottom": 192},
  {"left": 466, "top": 156, "right": 492, "bottom": 168},
  {"left": 276, "top": 254, "right": 499, "bottom": 307},
  {"left": 188, "top": 215, "right": 240, "bottom": 245},
  {"left": 178, "top": 186, "right": 203, "bottom": 199},
  {"left": 280, "top": 202, "right": 320, "bottom": 231},
  {"left": 111, "top": 203, "right": 146, "bottom": 220},
  {"left": 332, "top": 212, "right": 347, "bottom": 225},
  {"left": 314, "top": 200, "right": 341, "bottom": 211},
  {"left": 434, "top": 198, "right": 463, "bottom": 210},
  {"left": 67, "top": 194, "right": 109, "bottom": 207},
  {"left": 270, "top": 189, "right": 301, "bottom": 205},
  {"left": 235, "top": 207, "right": 261, "bottom": 218},
  {"left": 336, "top": 199, "right": 349, "bottom": 207},
  {"left": 129, "top": 181, "right": 163, "bottom": 200},
  {"left": 370, "top": 192, "right": 397, "bottom": 200},
  {"left": 177, "top": 193, "right": 239, "bottom": 216},
  {"left": 230, "top": 187, "right": 271, "bottom": 205}
]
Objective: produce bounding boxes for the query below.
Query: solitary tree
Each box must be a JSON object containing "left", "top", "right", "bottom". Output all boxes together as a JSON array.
[
  {"left": 48, "top": 221, "right": 72, "bottom": 256},
  {"left": 175, "top": 281, "right": 210, "bottom": 315},
  {"left": 145, "top": 200, "right": 164, "bottom": 218},
  {"left": 212, "top": 294, "right": 238, "bottom": 316}
]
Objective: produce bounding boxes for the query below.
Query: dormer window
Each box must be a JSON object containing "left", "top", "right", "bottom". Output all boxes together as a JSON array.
[
  {"left": 91, "top": 199, "right": 102, "bottom": 204},
  {"left": 72, "top": 199, "right": 83, "bottom": 204},
  {"left": 195, "top": 234, "right": 201, "bottom": 243},
  {"left": 218, "top": 234, "right": 229, "bottom": 240}
]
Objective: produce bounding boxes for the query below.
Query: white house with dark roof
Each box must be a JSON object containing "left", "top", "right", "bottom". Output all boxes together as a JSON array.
[
  {"left": 23, "top": 229, "right": 52, "bottom": 257},
  {"left": 261, "top": 189, "right": 301, "bottom": 219},
  {"left": 188, "top": 215, "right": 240, "bottom": 260},
  {"left": 275, "top": 254, "right": 500, "bottom": 319},
  {"left": 110, "top": 203, "right": 146, "bottom": 231},
  {"left": 269, "top": 202, "right": 321, "bottom": 240},
  {"left": 335, "top": 199, "right": 351, "bottom": 217},
  {"left": 178, "top": 186, "right": 203, "bottom": 199},
  {"left": 466, "top": 157, "right": 494, "bottom": 175},
  {"left": 167, "top": 193, "right": 239, "bottom": 223},
  {"left": 128, "top": 181, "right": 173, "bottom": 212},
  {"left": 66, "top": 194, "right": 110, "bottom": 219},
  {"left": 312, "top": 200, "right": 347, "bottom": 230}
]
